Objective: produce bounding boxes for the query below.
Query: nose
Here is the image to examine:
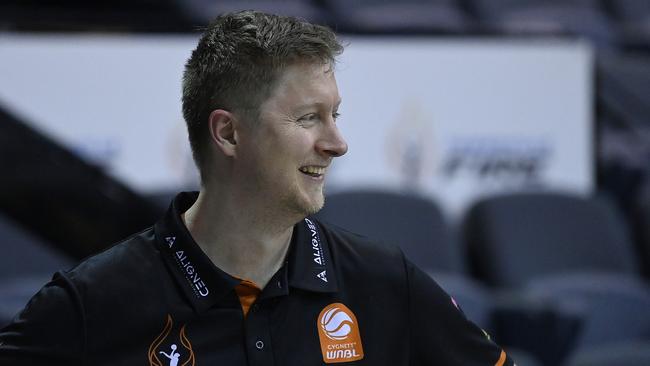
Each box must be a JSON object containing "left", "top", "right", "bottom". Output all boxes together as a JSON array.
[{"left": 317, "top": 122, "right": 348, "bottom": 158}]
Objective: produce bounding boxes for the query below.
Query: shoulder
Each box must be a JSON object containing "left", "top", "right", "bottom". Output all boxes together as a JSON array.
[
  {"left": 315, "top": 218, "right": 408, "bottom": 289},
  {"left": 314, "top": 218, "right": 466, "bottom": 315},
  {"left": 68, "top": 226, "right": 160, "bottom": 283},
  {"left": 62, "top": 227, "right": 168, "bottom": 314},
  {"left": 317, "top": 219, "right": 405, "bottom": 264}
]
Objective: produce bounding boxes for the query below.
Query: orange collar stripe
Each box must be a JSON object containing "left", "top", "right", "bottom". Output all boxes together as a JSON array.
[
  {"left": 234, "top": 279, "right": 261, "bottom": 318},
  {"left": 495, "top": 350, "right": 507, "bottom": 366}
]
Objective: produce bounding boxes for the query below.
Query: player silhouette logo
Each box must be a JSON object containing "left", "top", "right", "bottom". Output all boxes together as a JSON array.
[
  {"left": 159, "top": 344, "right": 180, "bottom": 366},
  {"left": 148, "top": 315, "right": 195, "bottom": 366}
]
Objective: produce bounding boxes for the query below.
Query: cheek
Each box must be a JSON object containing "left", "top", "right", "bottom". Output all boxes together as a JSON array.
[{"left": 277, "top": 133, "right": 312, "bottom": 159}]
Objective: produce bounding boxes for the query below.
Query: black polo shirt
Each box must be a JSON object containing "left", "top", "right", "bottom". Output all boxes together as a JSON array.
[{"left": 0, "top": 192, "right": 514, "bottom": 365}]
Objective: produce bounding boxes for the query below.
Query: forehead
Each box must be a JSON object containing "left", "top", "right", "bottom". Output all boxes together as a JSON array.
[
  {"left": 279, "top": 61, "right": 335, "bottom": 81},
  {"left": 261, "top": 62, "right": 340, "bottom": 110}
]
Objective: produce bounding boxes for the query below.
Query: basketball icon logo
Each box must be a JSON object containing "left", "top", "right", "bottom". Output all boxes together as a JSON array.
[
  {"left": 320, "top": 306, "right": 354, "bottom": 340},
  {"left": 317, "top": 303, "right": 364, "bottom": 363}
]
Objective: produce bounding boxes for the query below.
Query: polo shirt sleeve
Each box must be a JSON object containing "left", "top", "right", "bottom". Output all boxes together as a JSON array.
[
  {"left": 406, "top": 260, "right": 514, "bottom": 366},
  {"left": 0, "top": 271, "right": 85, "bottom": 365}
]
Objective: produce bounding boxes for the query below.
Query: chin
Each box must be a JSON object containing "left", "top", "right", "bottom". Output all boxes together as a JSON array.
[
  {"left": 298, "top": 193, "right": 324, "bottom": 216},
  {"left": 305, "top": 197, "right": 325, "bottom": 215},
  {"left": 285, "top": 192, "right": 324, "bottom": 218}
]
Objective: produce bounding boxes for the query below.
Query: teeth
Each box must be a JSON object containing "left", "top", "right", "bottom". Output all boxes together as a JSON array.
[{"left": 300, "top": 166, "right": 325, "bottom": 175}]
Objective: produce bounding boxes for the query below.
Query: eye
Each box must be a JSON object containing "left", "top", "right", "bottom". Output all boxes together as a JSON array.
[
  {"left": 298, "top": 113, "right": 319, "bottom": 122},
  {"left": 332, "top": 112, "right": 341, "bottom": 121}
]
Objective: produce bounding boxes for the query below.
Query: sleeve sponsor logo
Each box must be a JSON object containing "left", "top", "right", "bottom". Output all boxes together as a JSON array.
[
  {"left": 317, "top": 303, "right": 364, "bottom": 363},
  {"left": 148, "top": 314, "right": 195, "bottom": 366}
]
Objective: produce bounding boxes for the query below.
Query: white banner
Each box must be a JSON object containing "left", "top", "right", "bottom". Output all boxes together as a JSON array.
[
  {"left": 333, "top": 38, "right": 593, "bottom": 217},
  {"left": 0, "top": 34, "right": 593, "bottom": 218}
]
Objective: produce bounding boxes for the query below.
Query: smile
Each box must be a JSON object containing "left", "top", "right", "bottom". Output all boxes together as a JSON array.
[{"left": 299, "top": 166, "right": 326, "bottom": 177}]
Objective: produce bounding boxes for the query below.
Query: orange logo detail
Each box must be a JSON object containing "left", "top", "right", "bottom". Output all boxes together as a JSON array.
[
  {"left": 317, "top": 303, "right": 364, "bottom": 363},
  {"left": 148, "top": 314, "right": 195, "bottom": 366}
]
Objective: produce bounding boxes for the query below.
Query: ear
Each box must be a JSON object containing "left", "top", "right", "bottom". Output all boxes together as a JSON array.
[{"left": 208, "top": 109, "right": 239, "bottom": 157}]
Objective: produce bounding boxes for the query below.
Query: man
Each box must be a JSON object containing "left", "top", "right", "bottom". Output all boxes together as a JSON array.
[{"left": 0, "top": 11, "right": 514, "bottom": 365}]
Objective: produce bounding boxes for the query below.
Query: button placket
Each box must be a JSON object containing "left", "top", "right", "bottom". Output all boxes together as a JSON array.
[
  {"left": 245, "top": 301, "right": 275, "bottom": 365},
  {"left": 255, "top": 340, "right": 265, "bottom": 350}
]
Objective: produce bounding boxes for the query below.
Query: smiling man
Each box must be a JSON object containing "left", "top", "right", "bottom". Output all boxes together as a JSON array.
[{"left": 0, "top": 11, "right": 514, "bottom": 365}]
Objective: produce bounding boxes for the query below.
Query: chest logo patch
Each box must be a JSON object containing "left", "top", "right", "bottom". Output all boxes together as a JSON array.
[
  {"left": 317, "top": 303, "right": 364, "bottom": 363},
  {"left": 148, "top": 315, "right": 195, "bottom": 366}
]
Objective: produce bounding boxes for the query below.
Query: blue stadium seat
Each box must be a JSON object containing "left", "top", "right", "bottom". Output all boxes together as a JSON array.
[
  {"left": 323, "top": 0, "right": 471, "bottom": 34},
  {"left": 468, "top": 0, "right": 617, "bottom": 47},
  {"left": 317, "top": 189, "right": 462, "bottom": 273},
  {"left": 463, "top": 192, "right": 650, "bottom": 357},
  {"left": 603, "top": 0, "right": 650, "bottom": 50},
  {"left": 525, "top": 273, "right": 650, "bottom": 349},
  {"left": 180, "top": 0, "right": 326, "bottom": 26},
  {"left": 316, "top": 189, "right": 497, "bottom": 330},
  {"left": 566, "top": 340, "right": 650, "bottom": 366},
  {"left": 633, "top": 192, "right": 650, "bottom": 278},
  {"left": 431, "top": 272, "right": 493, "bottom": 329},
  {"left": 463, "top": 192, "right": 640, "bottom": 288},
  {"left": 598, "top": 53, "right": 650, "bottom": 132}
]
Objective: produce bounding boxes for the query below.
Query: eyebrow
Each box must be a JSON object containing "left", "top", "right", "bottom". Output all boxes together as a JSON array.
[{"left": 295, "top": 99, "right": 342, "bottom": 112}]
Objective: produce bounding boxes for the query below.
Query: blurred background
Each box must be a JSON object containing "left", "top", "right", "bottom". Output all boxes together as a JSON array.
[{"left": 1, "top": 0, "right": 650, "bottom": 365}]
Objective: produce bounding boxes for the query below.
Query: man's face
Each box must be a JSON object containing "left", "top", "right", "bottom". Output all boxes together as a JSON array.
[{"left": 235, "top": 62, "right": 348, "bottom": 217}]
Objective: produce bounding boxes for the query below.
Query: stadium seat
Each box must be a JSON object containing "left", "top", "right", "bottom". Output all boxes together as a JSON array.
[
  {"left": 504, "top": 348, "right": 543, "bottom": 366},
  {"left": 524, "top": 273, "right": 650, "bottom": 349},
  {"left": 468, "top": 0, "right": 617, "bottom": 47},
  {"left": 431, "top": 272, "right": 494, "bottom": 329},
  {"left": 317, "top": 189, "right": 462, "bottom": 273},
  {"left": 492, "top": 294, "right": 583, "bottom": 366},
  {"left": 596, "top": 53, "right": 650, "bottom": 280},
  {"left": 463, "top": 192, "right": 640, "bottom": 288},
  {"left": 315, "top": 189, "right": 500, "bottom": 330},
  {"left": 597, "top": 53, "right": 650, "bottom": 132},
  {"left": 603, "top": 0, "right": 650, "bottom": 50},
  {"left": 323, "top": 0, "right": 471, "bottom": 34},
  {"left": 565, "top": 340, "right": 650, "bottom": 366},
  {"left": 633, "top": 193, "right": 650, "bottom": 278},
  {"left": 463, "top": 192, "right": 650, "bottom": 356},
  {"left": 180, "top": 0, "right": 326, "bottom": 26}
]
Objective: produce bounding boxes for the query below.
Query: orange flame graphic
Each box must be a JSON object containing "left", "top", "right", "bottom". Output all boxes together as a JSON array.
[
  {"left": 148, "top": 314, "right": 195, "bottom": 366},
  {"left": 180, "top": 325, "right": 195, "bottom": 366},
  {"left": 148, "top": 314, "right": 173, "bottom": 366}
]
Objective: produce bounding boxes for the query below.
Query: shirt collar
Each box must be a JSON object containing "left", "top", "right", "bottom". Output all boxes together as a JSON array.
[
  {"left": 154, "top": 192, "right": 239, "bottom": 313},
  {"left": 154, "top": 192, "right": 339, "bottom": 313},
  {"left": 287, "top": 216, "right": 339, "bottom": 293}
]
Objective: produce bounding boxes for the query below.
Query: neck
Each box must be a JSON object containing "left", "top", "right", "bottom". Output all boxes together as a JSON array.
[{"left": 183, "top": 187, "right": 299, "bottom": 289}]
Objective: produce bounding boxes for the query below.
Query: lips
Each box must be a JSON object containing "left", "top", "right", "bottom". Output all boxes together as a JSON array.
[{"left": 299, "top": 166, "right": 326, "bottom": 177}]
